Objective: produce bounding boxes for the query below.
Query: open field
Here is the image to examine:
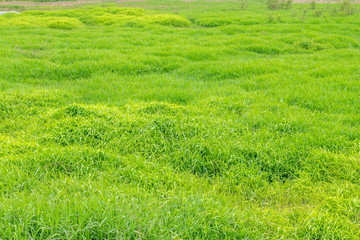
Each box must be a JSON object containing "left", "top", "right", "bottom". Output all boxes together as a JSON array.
[{"left": 0, "top": 0, "right": 360, "bottom": 239}]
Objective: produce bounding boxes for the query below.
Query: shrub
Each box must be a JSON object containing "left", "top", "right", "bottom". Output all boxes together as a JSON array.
[
  {"left": 282, "top": 0, "right": 293, "bottom": 10},
  {"left": 310, "top": 0, "right": 316, "bottom": 10},
  {"left": 339, "top": 0, "right": 356, "bottom": 16},
  {"left": 240, "top": 0, "right": 249, "bottom": 10},
  {"left": 329, "top": 0, "right": 356, "bottom": 16},
  {"left": 266, "top": 0, "right": 292, "bottom": 10}
]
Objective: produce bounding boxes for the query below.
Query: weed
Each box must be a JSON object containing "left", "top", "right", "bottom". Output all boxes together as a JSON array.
[
  {"left": 310, "top": 0, "right": 316, "bottom": 9},
  {"left": 301, "top": 8, "right": 308, "bottom": 21},
  {"left": 268, "top": 14, "right": 276, "bottom": 23},
  {"left": 314, "top": 9, "right": 323, "bottom": 17},
  {"left": 240, "top": 0, "right": 249, "bottom": 10}
]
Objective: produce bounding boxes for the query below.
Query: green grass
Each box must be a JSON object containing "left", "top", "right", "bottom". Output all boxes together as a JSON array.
[{"left": 1, "top": 1, "right": 360, "bottom": 239}]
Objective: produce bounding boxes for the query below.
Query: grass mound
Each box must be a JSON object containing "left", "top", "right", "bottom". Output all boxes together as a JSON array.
[
  {"left": 0, "top": 14, "right": 83, "bottom": 29},
  {"left": 0, "top": 7, "right": 190, "bottom": 29},
  {"left": 143, "top": 14, "right": 191, "bottom": 27},
  {"left": 46, "top": 18, "right": 83, "bottom": 30}
]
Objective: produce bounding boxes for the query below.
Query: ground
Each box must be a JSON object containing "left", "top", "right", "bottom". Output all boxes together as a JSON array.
[{"left": 0, "top": 0, "right": 359, "bottom": 239}]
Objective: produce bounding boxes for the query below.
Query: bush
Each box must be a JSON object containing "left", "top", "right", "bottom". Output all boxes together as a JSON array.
[
  {"left": 266, "top": 0, "right": 292, "bottom": 10},
  {"left": 310, "top": 0, "right": 316, "bottom": 10},
  {"left": 339, "top": 0, "right": 356, "bottom": 16},
  {"left": 329, "top": 0, "right": 356, "bottom": 16},
  {"left": 240, "top": 0, "right": 249, "bottom": 10}
]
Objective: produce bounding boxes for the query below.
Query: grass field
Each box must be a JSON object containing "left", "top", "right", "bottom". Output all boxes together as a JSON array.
[{"left": 0, "top": 0, "right": 360, "bottom": 238}]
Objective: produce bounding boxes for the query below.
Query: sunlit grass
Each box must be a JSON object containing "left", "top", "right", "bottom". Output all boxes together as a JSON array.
[{"left": 1, "top": 1, "right": 360, "bottom": 239}]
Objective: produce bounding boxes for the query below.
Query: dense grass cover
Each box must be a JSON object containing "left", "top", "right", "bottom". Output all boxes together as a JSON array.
[{"left": 1, "top": 1, "right": 360, "bottom": 239}]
